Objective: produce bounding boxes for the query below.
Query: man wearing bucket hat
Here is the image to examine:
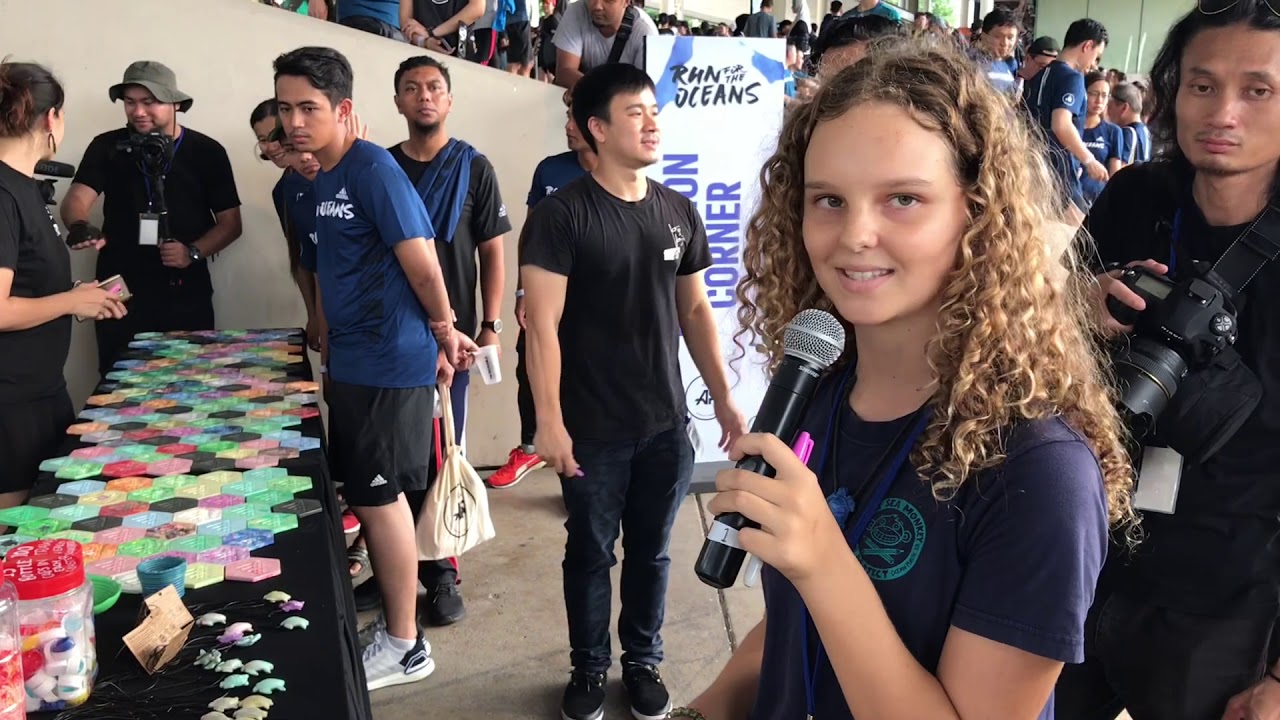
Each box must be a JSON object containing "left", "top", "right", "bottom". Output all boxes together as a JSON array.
[{"left": 61, "top": 61, "right": 242, "bottom": 376}]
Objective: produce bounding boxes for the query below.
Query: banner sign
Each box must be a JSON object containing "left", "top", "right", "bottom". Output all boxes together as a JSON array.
[{"left": 645, "top": 36, "right": 788, "bottom": 481}]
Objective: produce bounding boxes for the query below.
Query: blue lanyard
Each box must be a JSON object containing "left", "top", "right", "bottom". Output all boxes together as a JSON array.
[
  {"left": 142, "top": 129, "right": 185, "bottom": 211},
  {"left": 802, "top": 365, "right": 931, "bottom": 718},
  {"left": 1169, "top": 208, "right": 1182, "bottom": 280}
]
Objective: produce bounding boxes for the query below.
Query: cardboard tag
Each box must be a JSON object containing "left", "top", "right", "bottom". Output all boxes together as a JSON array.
[{"left": 123, "top": 585, "right": 194, "bottom": 674}]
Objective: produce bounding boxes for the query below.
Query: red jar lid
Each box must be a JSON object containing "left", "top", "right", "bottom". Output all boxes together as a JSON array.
[{"left": 1, "top": 540, "right": 86, "bottom": 600}]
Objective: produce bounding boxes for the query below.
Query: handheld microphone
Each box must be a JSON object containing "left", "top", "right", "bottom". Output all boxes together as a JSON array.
[
  {"left": 34, "top": 160, "right": 76, "bottom": 178},
  {"left": 694, "top": 308, "right": 846, "bottom": 589}
]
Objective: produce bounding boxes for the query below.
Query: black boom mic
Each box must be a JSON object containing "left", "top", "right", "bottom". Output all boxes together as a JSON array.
[
  {"left": 694, "top": 308, "right": 846, "bottom": 589},
  {"left": 34, "top": 160, "right": 76, "bottom": 178}
]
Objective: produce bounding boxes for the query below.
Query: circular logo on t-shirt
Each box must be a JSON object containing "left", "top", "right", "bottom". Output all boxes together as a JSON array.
[
  {"left": 1062, "top": 92, "right": 1076, "bottom": 107},
  {"left": 684, "top": 376, "right": 717, "bottom": 421},
  {"left": 855, "top": 497, "right": 927, "bottom": 581}
]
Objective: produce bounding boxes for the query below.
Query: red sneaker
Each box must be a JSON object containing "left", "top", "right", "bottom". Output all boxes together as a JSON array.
[
  {"left": 487, "top": 447, "right": 545, "bottom": 489},
  {"left": 342, "top": 510, "right": 361, "bottom": 534}
]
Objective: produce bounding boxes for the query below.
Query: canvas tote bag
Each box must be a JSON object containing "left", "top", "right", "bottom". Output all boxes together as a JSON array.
[{"left": 416, "top": 383, "right": 497, "bottom": 560}]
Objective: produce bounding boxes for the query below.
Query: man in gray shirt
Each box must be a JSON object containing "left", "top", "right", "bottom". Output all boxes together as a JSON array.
[
  {"left": 745, "top": 0, "right": 777, "bottom": 37},
  {"left": 554, "top": 0, "right": 657, "bottom": 89}
]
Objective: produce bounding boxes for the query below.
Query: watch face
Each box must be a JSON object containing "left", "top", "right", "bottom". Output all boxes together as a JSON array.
[{"left": 490, "top": 319, "right": 503, "bottom": 333}]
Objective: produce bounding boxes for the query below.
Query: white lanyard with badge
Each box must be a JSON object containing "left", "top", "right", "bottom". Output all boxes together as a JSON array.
[
  {"left": 137, "top": 131, "right": 184, "bottom": 247},
  {"left": 1113, "top": 203, "right": 1280, "bottom": 514}
]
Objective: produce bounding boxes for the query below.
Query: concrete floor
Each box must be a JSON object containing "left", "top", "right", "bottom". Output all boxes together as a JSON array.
[
  {"left": 361, "top": 468, "right": 1133, "bottom": 720},
  {"left": 362, "top": 468, "right": 764, "bottom": 720}
]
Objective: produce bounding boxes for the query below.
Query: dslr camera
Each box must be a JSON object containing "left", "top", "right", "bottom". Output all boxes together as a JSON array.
[
  {"left": 115, "top": 130, "right": 176, "bottom": 177},
  {"left": 1107, "top": 264, "right": 1238, "bottom": 431}
]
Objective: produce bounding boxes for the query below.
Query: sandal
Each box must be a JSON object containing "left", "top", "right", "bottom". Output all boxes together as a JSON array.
[{"left": 347, "top": 542, "right": 370, "bottom": 578}]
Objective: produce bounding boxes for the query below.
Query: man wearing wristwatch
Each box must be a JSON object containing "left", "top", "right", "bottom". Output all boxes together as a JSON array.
[
  {"left": 400, "top": 0, "right": 486, "bottom": 56},
  {"left": 62, "top": 61, "right": 242, "bottom": 376},
  {"left": 380, "top": 55, "right": 510, "bottom": 627}
]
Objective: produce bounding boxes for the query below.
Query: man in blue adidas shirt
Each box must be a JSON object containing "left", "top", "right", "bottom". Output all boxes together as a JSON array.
[
  {"left": 973, "top": 8, "right": 1020, "bottom": 95},
  {"left": 1024, "top": 18, "right": 1109, "bottom": 220},
  {"left": 274, "top": 45, "right": 470, "bottom": 692},
  {"left": 491, "top": 88, "right": 596, "bottom": 491},
  {"left": 1109, "top": 81, "right": 1153, "bottom": 164}
]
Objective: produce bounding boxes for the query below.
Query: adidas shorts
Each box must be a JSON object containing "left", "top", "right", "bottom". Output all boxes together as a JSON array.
[{"left": 327, "top": 379, "right": 435, "bottom": 508}]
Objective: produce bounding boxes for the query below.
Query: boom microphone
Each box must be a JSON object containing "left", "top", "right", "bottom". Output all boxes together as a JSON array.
[
  {"left": 34, "top": 160, "right": 76, "bottom": 178},
  {"left": 694, "top": 308, "right": 846, "bottom": 589}
]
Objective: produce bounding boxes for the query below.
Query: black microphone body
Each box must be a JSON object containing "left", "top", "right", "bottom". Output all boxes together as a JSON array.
[
  {"left": 34, "top": 160, "right": 76, "bottom": 178},
  {"left": 695, "top": 354, "right": 824, "bottom": 589}
]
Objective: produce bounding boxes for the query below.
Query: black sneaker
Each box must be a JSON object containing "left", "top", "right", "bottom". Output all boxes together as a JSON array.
[
  {"left": 353, "top": 579, "right": 383, "bottom": 612},
  {"left": 424, "top": 580, "right": 467, "bottom": 626},
  {"left": 622, "top": 663, "right": 671, "bottom": 720},
  {"left": 561, "top": 670, "right": 606, "bottom": 720}
]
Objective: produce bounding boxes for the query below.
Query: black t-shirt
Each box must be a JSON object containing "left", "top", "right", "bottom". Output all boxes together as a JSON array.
[
  {"left": 72, "top": 127, "right": 240, "bottom": 301},
  {"left": 0, "top": 161, "right": 73, "bottom": 403},
  {"left": 410, "top": 0, "right": 472, "bottom": 54},
  {"left": 521, "top": 175, "right": 712, "bottom": 442},
  {"left": 1086, "top": 160, "right": 1280, "bottom": 611},
  {"left": 388, "top": 146, "right": 511, "bottom": 337}
]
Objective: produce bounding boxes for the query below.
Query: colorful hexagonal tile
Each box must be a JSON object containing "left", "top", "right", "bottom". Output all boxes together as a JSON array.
[
  {"left": 69, "top": 446, "right": 118, "bottom": 460},
  {"left": 48, "top": 504, "right": 100, "bottom": 523},
  {"left": 102, "top": 461, "right": 150, "bottom": 479},
  {"left": 145, "top": 522, "right": 197, "bottom": 541},
  {"left": 156, "top": 443, "right": 198, "bottom": 456},
  {"left": 195, "top": 545, "right": 249, "bottom": 565},
  {"left": 57, "top": 480, "right": 107, "bottom": 497},
  {"left": 147, "top": 497, "right": 198, "bottom": 514},
  {"left": 185, "top": 562, "right": 225, "bottom": 589},
  {"left": 46, "top": 530, "right": 95, "bottom": 544},
  {"left": 198, "top": 471, "right": 243, "bottom": 486},
  {"left": 222, "top": 480, "right": 270, "bottom": 497},
  {"left": 17, "top": 518, "right": 71, "bottom": 538},
  {"left": 72, "top": 515, "right": 122, "bottom": 533},
  {"left": 80, "top": 542, "right": 117, "bottom": 564},
  {"left": 116, "top": 537, "right": 168, "bottom": 558},
  {"left": 197, "top": 518, "right": 247, "bottom": 537},
  {"left": 25, "top": 494, "right": 80, "bottom": 510},
  {"left": 120, "top": 511, "right": 174, "bottom": 530},
  {"left": 167, "top": 535, "right": 222, "bottom": 555},
  {"left": 152, "top": 474, "right": 200, "bottom": 491},
  {"left": 77, "top": 490, "right": 128, "bottom": 507},
  {"left": 127, "top": 486, "right": 176, "bottom": 504},
  {"left": 94, "top": 526, "right": 145, "bottom": 545},
  {"left": 86, "top": 555, "right": 140, "bottom": 579},
  {"left": 54, "top": 462, "right": 105, "bottom": 480},
  {"left": 0, "top": 505, "right": 50, "bottom": 526},
  {"left": 145, "top": 458, "right": 194, "bottom": 477},
  {"left": 221, "top": 529, "right": 274, "bottom": 551},
  {"left": 198, "top": 494, "right": 244, "bottom": 510},
  {"left": 224, "top": 556, "right": 281, "bottom": 582},
  {"left": 172, "top": 507, "right": 221, "bottom": 526},
  {"left": 246, "top": 513, "right": 298, "bottom": 535},
  {"left": 99, "top": 501, "right": 152, "bottom": 518},
  {"left": 105, "top": 476, "right": 152, "bottom": 493},
  {"left": 272, "top": 499, "right": 322, "bottom": 518}
]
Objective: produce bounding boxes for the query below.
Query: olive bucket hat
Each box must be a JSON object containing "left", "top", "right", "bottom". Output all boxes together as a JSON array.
[{"left": 108, "top": 61, "right": 194, "bottom": 112}]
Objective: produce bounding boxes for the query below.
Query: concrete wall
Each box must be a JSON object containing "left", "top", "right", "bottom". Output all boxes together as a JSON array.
[
  {"left": 1035, "top": 0, "right": 1194, "bottom": 74},
  {"left": 0, "top": 0, "right": 567, "bottom": 467}
]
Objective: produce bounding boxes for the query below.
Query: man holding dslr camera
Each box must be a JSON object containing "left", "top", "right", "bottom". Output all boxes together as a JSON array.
[
  {"left": 61, "top": 61, "right": 242, "bottom": 375},
  {"left": 1056, "top": 2, "right": 1280, "bottom": 719}
]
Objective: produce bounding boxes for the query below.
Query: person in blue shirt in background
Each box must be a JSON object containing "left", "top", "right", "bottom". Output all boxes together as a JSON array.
[
  {"left": 490, "top": 88, "right": 595, "bottom": 490},
  {"left": 1081, "top": 71, "right": 1125, "bottom": 208},
  {"left": 273, "top": 45, "right": 474, "bottom": 692},
  {"left": 1109, "top": 82, "right": 1152, "bottom": 164},
  {"left": 675, "top": 38, "right": 1130, "bottom": 720},
  {"left": 972, "top": 8, "right": 1021, "bottom": 96},
  {"left": 1024, "top": 18, "right": 1109, "bottom": 221},
  {"left": 845, "top": 0, "right": 908, "bottom": 22}
]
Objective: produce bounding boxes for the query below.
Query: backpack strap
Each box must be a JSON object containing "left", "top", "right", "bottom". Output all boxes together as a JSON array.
[{"left": 607, "top": 6, "right": 637, "bottom": 64}]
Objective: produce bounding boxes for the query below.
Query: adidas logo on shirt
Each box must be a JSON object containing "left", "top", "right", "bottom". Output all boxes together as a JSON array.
[
  {"left": 335, "top": 187, "right": 349, "bottom": 200},
  {"left": 370, "top": 474, "right": 388, "bottom": 487}
]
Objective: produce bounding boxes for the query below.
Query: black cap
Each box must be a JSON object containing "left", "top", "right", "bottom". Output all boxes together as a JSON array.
[{"left": 1029, "top": 36, "right": 1061, "bottom": 57}]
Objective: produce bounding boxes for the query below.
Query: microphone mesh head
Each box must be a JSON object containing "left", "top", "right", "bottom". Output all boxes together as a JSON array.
[{"left": 783, "top": 309, "right": 846, "bottom": 369}]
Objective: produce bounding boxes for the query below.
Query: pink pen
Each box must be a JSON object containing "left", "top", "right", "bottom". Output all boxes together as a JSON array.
[{"left": 743, "top": 432, "right": 814, "bottom": 588}]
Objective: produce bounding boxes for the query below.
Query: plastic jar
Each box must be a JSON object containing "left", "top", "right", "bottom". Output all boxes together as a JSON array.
[
  {"left": 0, "top": 580, "right": 23, "bottom": 720},
  {"left": 1, "top": 540, "right": 96, "bottom": 713}
]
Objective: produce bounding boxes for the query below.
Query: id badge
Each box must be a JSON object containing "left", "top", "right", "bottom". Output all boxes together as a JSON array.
[
  {"left": 138, "top": 213, "right": 160, "bottom": 246},
  {"left": 1133, "top": 446, "right": 1183, "bottom": 514}
]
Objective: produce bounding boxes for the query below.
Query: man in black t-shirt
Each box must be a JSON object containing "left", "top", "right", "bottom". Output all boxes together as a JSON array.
[
  {"left": 1054, "top": 6, "right": 1280, "bottom": 719},
  {"left": 61, "top": 61, "right": 242, "bottom": 375},
  {"left": 375, "top": 55, "right": 510, "bottom": 627},
  {"left": 522, "top": 63, "right": 746, "bottom": 720}
]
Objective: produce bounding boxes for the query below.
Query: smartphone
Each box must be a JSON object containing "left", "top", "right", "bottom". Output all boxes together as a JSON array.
[{"left": 97, "top": 275, "right": 132, "bottom": 302}]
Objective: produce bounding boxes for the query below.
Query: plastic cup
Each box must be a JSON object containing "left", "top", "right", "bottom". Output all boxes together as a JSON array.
[
  {"left": 134, "top": 556, "right": 187, "bottom": 599},
  {"left": 475, "top": 345, "right": 501, "bottom": 385}
]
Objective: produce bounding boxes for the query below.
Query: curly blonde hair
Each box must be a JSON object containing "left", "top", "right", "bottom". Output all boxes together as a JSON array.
[{"left": 735, "top": 38, "right": 1136, "bottom": 528}]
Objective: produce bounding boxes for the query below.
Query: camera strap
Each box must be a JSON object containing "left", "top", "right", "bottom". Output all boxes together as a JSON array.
[{"left": 1172, "top": 203, "right": 1280, "bottom": 295}]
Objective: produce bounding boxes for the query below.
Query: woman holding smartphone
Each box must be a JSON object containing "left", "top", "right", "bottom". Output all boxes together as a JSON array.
[
  {"left": 675, "top": 39, "right": 1134, "bottom": 720},
  {"left": 0, "top": 61, "right": 127, "bottom": 510}
]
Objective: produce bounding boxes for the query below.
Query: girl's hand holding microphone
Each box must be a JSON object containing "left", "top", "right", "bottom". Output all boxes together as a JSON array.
[{"left": 68, "top": 282, "right": 127, "bottom": 321}]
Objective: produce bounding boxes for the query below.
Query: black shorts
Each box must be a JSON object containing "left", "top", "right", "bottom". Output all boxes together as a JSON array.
[
  {"left": 327, "top": 379, "right": 435, "bottom": 508},
  {"left": 0, "top": 391, "right": 74, "bottom": 495},
  {"left": 506, "top": 21, "right": 532, "bottom": 65}
]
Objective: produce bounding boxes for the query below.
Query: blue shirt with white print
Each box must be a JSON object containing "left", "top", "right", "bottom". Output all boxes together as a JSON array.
[
  {"left": 749, "top": 373, "right": 1109, "bottom": 720},
  {"left": 313, "top": 139, "right": 438, "bottom": 388}
]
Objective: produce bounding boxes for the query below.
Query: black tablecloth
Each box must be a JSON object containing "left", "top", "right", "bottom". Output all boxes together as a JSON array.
[{"left": 23, "top": 329, "right": 371, "bottom": 720}]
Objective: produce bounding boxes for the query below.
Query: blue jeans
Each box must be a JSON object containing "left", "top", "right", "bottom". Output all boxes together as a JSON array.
[{"left": 561, "top": 422, "right": 694, "bottom": 673}]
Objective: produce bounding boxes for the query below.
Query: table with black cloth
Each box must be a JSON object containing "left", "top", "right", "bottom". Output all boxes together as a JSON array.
[{"left": 15, "top": 328, "right": 371, "bottom": 720}]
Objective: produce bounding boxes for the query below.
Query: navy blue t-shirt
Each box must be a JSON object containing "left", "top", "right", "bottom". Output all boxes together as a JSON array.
[
  {"left": 1025, "top": 60, "right": 1088, "bottom": 203},
  {"left": 1081, "top": 121, "right": 1124, "bottom": 206},
  {"left": 272, "top": 170, "right": 318, "bottom": 273},
  {"left": 337, "top": 0, "right": 400, "bottom": 26},
  {"left": 750, "top": 375, "right": 1109, "bottom": 720},
  {"left": 527, "top": 151, "right": 590, "bottom": 208},
  {"left": 313, "top": 139, "right": 438, "bottom": 388},
  {"left": 1120, "top": 121, "right": 1152, "bottom": 165},
  {"left": 981, "top": 56, "right": 1020, "bottom": 95}
]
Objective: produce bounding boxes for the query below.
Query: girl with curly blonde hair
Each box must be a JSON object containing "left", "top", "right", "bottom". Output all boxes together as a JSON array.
[{"left": 677, "top": 38, "right": 1135, "bottom": 720}]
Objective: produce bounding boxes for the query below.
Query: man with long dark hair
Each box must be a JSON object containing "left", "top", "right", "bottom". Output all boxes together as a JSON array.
[{"left": 1056, "top": 2, "right": 1280, "bottom": 718}]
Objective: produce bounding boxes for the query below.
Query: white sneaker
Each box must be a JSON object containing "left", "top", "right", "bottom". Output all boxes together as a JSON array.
[{"left": 363, "top": 627, "right": 435, "bottom": 691}]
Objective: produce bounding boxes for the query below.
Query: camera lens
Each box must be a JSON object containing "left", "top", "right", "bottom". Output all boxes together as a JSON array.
[{"left": 1112, "top": 337, "right": 1188, "bottom": 430}]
